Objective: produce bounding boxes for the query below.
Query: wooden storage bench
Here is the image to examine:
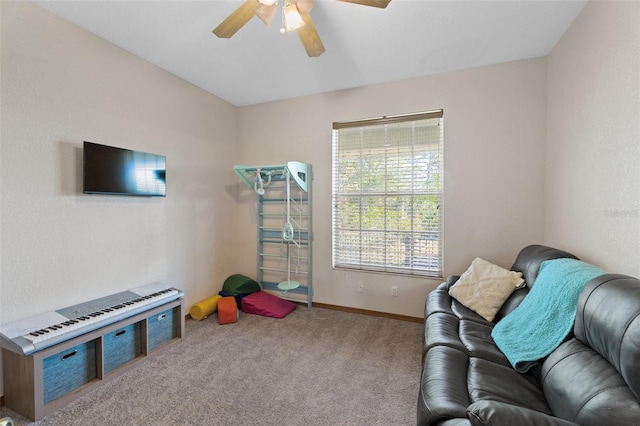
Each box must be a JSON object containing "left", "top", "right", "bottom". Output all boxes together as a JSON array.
[{"left": 2, "top": 299, "right": 184, "bottom": 421}]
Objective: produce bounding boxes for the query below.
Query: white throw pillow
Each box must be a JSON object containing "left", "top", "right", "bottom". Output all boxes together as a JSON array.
[{"left": 448, "top": 258, "right": 525, "bottom": 322}]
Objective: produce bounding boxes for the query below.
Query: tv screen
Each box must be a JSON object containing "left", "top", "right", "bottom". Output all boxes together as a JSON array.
[{"left": 83, "top": 141, "right": 166, "bottom": 197}]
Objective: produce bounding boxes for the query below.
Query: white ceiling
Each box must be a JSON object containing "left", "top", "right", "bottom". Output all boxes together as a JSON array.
[{"left": 32, "top": 0, "right": 587, "bottom": 107}]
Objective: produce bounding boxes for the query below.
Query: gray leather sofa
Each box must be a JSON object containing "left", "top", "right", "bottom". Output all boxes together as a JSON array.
[{"left": 418, "top": 244, "right": 640, "bottom": 425}]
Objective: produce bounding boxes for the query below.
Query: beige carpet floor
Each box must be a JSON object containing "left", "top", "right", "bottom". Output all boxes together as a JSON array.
[{"left": 1, "top": 305, "right": 423, "bottom": 425}]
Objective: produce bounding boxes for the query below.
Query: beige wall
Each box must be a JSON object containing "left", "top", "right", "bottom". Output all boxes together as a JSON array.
[
  {"left": 1, "top": 1, "right": 240, "bottom": 393},
  {"left": 545, "top": 1, "right": 640, "bottom": 276},
  {"left": 236, "top": 58, "right": 548, "bottom": 318}
]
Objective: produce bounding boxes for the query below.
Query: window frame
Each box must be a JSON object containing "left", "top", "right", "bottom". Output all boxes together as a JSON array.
[{"left": 331, "top": 110, "right": 444, "bottom": 278}]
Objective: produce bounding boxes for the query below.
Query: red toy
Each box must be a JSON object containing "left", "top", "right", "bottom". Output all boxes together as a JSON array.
[{"left": 241, "top": 291, "right": 296, "bottom": 319}]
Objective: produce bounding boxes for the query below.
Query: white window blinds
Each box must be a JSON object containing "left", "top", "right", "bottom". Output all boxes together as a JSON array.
[{"left": 332, "top": 110, "right": 444, "bottom": 277}]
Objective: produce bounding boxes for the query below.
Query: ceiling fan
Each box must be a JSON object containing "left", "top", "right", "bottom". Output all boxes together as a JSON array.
[{"left": 212, "top": 0, "right": 391, "bottom": 57}]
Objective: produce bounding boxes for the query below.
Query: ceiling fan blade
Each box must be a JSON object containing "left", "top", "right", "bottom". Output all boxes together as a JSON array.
[
  {"left": 297, "top": 13, "right": 325, "bottom": 57},
  {"left": 213, "top": 0, "right": 258, "bottom": 38},
  {"left": 337, "top": 0, "right": 391, "bottom": 8},
  {"left": 255, "top": 3, "right": 277, "bottom": 26}
]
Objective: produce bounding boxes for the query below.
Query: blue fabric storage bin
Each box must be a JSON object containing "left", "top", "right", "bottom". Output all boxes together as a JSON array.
[
  {"left": 103, "top": 322, "right": 142, "bottom": 374},
  {"left": 43, "top": 341, "right": 97, "bottom": 404},
  {"left": 147, "top": 307, "right": 176, "bottom": 351}
]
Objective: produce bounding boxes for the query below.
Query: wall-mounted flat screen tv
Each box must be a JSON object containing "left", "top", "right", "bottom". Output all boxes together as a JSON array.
[{"left": 83, "top": 141, "right": 166, "bottom": 197}]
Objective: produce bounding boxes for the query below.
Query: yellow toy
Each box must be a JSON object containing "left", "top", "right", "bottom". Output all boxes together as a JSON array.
[{"left": 190, "top": 295, "right": 222, "bottom": 320}]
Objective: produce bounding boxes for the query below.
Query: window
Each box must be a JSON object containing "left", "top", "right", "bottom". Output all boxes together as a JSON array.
[{"left": 332, "top": 110, "right": 443, "bottom": 277}]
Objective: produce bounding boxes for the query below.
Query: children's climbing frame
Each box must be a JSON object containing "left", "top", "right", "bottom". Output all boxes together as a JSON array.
[{"left": 233, "top": 162, "right": 313, "bottom": 308}]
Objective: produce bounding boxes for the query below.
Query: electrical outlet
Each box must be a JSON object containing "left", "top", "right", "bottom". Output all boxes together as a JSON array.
[
  {"left": 391, "top": 286, "right": 398, "bottom": 297},
  {"left": 357, "top": 283, "right": 364, "bottom": 293}
]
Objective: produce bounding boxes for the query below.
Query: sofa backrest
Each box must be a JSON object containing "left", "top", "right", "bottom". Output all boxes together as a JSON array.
[
  {"left": 510, "top": 244, "right": 579, "bottom": 287},
  {"left": 495, "top": 244, "right": 578, "bottom": 321}
]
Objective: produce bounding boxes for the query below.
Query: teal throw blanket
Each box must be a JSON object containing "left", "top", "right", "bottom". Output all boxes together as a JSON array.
[{"left": 491, "top": 258, "right": 606, "bottom": 373}]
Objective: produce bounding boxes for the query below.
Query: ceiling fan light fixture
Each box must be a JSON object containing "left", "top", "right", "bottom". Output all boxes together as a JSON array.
[
  {"left": 216, "top": 0, "right": 385, "bottom": 57},
  {"left": 284, "top": 1, "right": 305, "bottom": 31}
]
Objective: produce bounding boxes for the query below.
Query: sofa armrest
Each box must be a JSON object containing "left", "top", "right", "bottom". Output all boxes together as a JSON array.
[{"left": 467, "top": 401, "right": 579, "bottom": 426}]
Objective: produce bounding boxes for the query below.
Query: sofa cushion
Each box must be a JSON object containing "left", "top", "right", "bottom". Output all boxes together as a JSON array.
[
  {"left": 423, "top": 311, "right": 510, "bottom": 367},
  {"left": 467, "top": 357, "right": 551, "bottom": 414},
  {"left": 448, "top": 258, "right": 524, "bottom": 322},
  {"left": 418, "top": 345, "right": 552, "bottom": 425},
  {"left": 424, "top": 312, "right": 465, "bottom": 354},
  {"left": 458, "top": 320, "right": 510, "bottom": 367},
  {"left": 423, "top": 282, "right": 496, "bottom": 361}
]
